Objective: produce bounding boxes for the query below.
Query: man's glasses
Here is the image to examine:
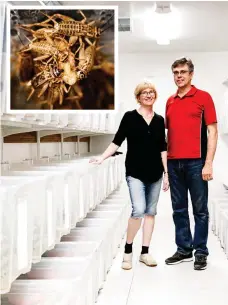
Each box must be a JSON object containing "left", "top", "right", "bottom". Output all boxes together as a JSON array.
[
  {"left": 140, "top": 91, "right": 156, "bottom": 96},
  {"left": 173, "top": 70, "right": 190, "bottom": 76}
]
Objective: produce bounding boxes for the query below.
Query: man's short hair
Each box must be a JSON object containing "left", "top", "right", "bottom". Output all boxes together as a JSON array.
[{"left": 171, "top": 57, "right": 194, "bottom": 73}]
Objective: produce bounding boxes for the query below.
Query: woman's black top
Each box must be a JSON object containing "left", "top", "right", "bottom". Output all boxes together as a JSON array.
[{"left": 112, "top": 110, "right": 167, "bottom": 183}]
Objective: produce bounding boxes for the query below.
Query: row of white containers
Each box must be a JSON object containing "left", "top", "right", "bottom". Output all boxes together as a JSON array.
[
  {"left": 209, "top": 181, "right": 228, "bottom": 259},
  {"left": 1, "top": 113, "right": 119, "bottom": 134},
  {"left": 1, "top": 184, "right": 131, "bottom": 305},
  {"left": 0, "top": 153, "right": 129, "bottom": 297}
]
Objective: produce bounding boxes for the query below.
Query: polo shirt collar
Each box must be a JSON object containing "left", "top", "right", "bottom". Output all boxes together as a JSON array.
[{"left": 174, "top": 85, "right": 198, "bottom": 98}]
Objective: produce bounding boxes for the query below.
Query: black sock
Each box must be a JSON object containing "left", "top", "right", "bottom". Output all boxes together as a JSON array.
[
  {"left": 124, "top": 242, "right": 133, "bottom": 254},
  {"left": 141, "top": 246, "right": 149, "bottom": 254}
]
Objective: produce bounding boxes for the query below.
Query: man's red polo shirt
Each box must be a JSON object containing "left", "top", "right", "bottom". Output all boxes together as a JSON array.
[{"left": 165, "top": 85, "right": 217, "bottom": 159}]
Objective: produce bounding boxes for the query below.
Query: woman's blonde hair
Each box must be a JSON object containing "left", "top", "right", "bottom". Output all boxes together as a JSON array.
[{"left": 134, "top": 81, "right": 158, "bottom": 103}]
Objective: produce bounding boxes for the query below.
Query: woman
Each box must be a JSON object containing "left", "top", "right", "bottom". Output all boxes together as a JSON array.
[{"left": 89, "top": 81, "right": 169, "bottom": 270}]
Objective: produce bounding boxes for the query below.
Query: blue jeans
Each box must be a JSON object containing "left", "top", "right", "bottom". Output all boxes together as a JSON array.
[
  {"left": 168, "top": 159, "right": 209, "bottom": 257},
  {"left": 126, "top": 176, "right": 162, "bottom": 218}
]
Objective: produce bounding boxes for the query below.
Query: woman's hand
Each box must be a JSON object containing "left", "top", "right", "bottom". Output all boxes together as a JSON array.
[
  {"left": 89, "top": 156, "right": 104, "bottom": 165},
  {"left": 162, "top": 173, "right": 169, "bottom": 192},
  {"left": 89, "top": 143, "right": 119, "bottom": 165}
]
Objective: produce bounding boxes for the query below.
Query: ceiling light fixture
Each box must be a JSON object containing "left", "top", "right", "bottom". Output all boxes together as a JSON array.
[{"left": 144, "top": 2, "right": 181, "bottom": 45}]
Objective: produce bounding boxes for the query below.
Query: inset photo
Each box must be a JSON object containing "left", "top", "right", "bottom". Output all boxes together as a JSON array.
[{"left": 8, "top": 6, "right": 117, "bottom": 111}]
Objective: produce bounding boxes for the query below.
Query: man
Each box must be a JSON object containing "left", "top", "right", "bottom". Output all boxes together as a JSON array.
[{"left": 165, "top": 57, "right": 218, "bottom": 270}]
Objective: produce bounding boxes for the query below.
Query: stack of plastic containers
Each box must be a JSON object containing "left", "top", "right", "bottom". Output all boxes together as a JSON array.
[
  {"left": 3, "top": 168, "right": 67, "bottom": 245},
  {"left": 2, "top": 280, "right": 74, "bottom": 305},
  {"left": 209, "top": 181, "right": 228, "bottom": 258},
  {"left": 0, "top": 176, "right": 47, "bottom": 293},
  {"left": 1, "top": 153, "right": 129, "bottom": 304}
]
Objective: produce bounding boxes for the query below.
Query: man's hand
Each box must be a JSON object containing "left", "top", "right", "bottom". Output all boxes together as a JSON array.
[
  {"left": 202, "top": 162, "right": 213, "bottom": 181},
  {"left": 202, "top": 123, "right": 217, "bottom": 181},
  {"left": 162, "top": 173, "right": 169, "bottom": 192},
  {"left": 89, "top": 156, "right": 104, "bottom": 165}
]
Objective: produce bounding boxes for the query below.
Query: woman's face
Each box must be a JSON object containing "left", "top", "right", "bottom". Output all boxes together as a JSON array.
[{"left": 138, "top": 88, "right": 156, "bottom": 106}]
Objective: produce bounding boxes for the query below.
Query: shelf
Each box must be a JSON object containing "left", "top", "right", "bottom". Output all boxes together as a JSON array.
[{"left": 0, "top": 118, "right": 111, "bottom": 137}]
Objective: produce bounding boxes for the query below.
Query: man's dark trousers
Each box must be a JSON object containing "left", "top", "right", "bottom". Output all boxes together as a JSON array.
[{"left": 168, "top": 158, "right": 209, "bottom": 257}]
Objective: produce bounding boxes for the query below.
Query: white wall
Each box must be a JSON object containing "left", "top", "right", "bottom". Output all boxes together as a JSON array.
[
  {"left": 90, "top": 135, "right": 114, "bottom": 154},
  {"left": 91, "top": 51, "right": 228, "bottom": 184},
  {"left": 118, "top": 51, "right": 228, "bottom": 121}
]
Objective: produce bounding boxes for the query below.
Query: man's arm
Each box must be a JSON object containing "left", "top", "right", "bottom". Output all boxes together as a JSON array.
[
  {"left": 161, "top": 150, "right": 169, "bottom": 191},
  {"left": 202, "top": 123, "right": 218, "bottom": 181},
  {"left": 161, "top": 151, "right": 168, "bottom": 174},
  {"left": 160, "top": 117, "right": 169, "bottom": 191}
]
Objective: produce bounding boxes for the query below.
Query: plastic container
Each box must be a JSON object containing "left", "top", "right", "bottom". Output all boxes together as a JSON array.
[
  {"left": 0, "top": 176, "right": 44, "bottom": 293},
  {"left": 222, "top": 211, "right": 228, "bottom": 258},
  {"left": 2, "top": 171, "right": 61, "bottom": 251},
  {"left": 0, "top": 187, "right": 14, "bottom": 294},
  {"left": 61, "top": 227, "right": 112, "bottom": 285},
  {"left": 218, "top": 205, "right": 228, "bottom": 248},
  {"left": 27, "top": 257, "right": 96, "bottom": 305},
  {"left": 5, "top": 279, "right": 72, "bottom": 305},
  {"left": 212, "top": 199, "right": 228, "bottom": 236}
]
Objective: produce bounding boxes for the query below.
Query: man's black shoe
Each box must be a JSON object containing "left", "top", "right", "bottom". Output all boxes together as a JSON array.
[
  {"left": 194, "top": 255, "right": 207, "bottom": 270},
  {"left": 165, "top": 251, "right": 193, "bottom": 265}
]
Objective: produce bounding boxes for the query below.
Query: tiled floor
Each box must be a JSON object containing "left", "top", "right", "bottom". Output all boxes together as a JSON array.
[{"left": 96, "top": 189, "right": 228, "bottom": 305}]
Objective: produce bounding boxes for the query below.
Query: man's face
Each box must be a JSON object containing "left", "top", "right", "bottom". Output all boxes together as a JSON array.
[{"left": 172, "top": 64, "right": 193, "bottom": 88}]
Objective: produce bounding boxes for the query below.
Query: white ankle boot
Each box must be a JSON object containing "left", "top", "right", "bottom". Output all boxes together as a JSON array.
[
  {"left": 122, "top": 253, "right": 133, "bottom": 270},
  {"left": 139, "top": 254, "right": 157, "bottom": 267}
]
